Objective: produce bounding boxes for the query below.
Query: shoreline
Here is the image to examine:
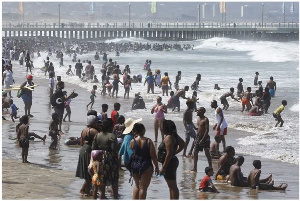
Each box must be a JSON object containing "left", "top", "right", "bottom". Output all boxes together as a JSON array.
[{"left": 2, "top": 53, "right": 298, "bottom": 199}]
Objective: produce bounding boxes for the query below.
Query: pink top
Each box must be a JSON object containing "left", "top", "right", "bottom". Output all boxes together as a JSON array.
[{"left": 154, "top": 104, "right": 165, "bottom": 120}]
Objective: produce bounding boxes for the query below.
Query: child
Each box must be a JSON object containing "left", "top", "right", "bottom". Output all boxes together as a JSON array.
[
  {"left": 111, "top": 102, "right": 121, "bottom": 126},
  {"left": 17, "top": 115, "right": 46, "bottom": 163},
  {"left": 49, "top": 113, "right": 61, "bottom": 150},
  {"left": 199, "top": 167, "right": 219, "bottom": 193},
  {"left": 87, "top": 85, "right": 97, "bottom": 110},
  {"left": 81, "top": 73, "right": 87, "bottom": 82},
  {"left": 248, "top": 160, "right": 288, "bottom": 190},
  {"left": 9, "top": 99, "right": 18, "bottom": 122},
  {"left": 88, "top": 150, "right": 104, "bottom": 199},
  {"left": 124, "top": 75, "right": 132, "bottom": 99},
  {"left": 66, "top": 65, "right": 74, "bottom": 76},
  {"left": 241, "top": 87, "right": 253, "bottom": 112},
  {"left": 192, "top": 91, "right": 199, "bottom": 112},
  {"left": 105, "top": 81, "right": 113, "bottom": 97},
  {"left": 210, "top": 135, "right": 222, "bottom": 159},
  {"left": 49, "top": 71, "right": 55, "bottom": 98},
  {"left": 92, "top": 75, "right": 99, "bottom": 83},
  {"left": 113, "top": 115, "right": 126, "bottom": 146},
  {"left": 273, "top": 100, "right": 287, "bottom": 127},
  {"left": 63, "top": 92, "right": 78, "bottom": 122},
  {"left": 101, "top": 104, "right": 108, "bottom": 121}
]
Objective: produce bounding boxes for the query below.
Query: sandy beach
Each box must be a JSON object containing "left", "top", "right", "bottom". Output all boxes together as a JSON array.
[{"left": 2, "top": 55, "right": 299, "bottom": 199}]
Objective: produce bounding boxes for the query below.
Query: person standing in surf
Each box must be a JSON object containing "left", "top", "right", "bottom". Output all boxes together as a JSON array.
[{"left": 266, "top": 76, "right": 276, "bottom": 98}]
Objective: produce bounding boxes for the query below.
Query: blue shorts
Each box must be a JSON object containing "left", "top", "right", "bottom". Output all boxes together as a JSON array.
[
  {"left": 185, "top": 124, "right": 196, "bottom": 139},
  {"left": 269, "top": 89, "right": 275, "bottom": 97}
]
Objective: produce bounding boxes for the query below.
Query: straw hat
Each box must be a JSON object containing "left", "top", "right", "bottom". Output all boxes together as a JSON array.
[{"left": 122, "top": 118, "right": 142, "bottom": 134}]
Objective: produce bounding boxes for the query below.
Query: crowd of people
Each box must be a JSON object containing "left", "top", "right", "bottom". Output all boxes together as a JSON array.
[{"left": 2, "top": 38, "right": 289, "bottom": 199}]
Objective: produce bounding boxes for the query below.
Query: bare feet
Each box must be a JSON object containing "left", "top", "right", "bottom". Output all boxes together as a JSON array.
[{"left": 278, "top": 183, "right": 288, "bottom": 190}]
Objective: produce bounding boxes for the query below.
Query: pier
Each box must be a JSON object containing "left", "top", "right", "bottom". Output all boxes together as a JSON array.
[{"left": 2, "top": 22, "right": 299, "bottom": 41}]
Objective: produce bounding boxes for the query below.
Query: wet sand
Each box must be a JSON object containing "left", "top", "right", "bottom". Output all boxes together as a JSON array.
[{"left": 2, "top": 59, "right": 299, "bottom": 199}]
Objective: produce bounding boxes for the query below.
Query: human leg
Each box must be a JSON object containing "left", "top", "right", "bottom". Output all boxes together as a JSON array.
[
  {"left": 204, "top": 148, "right": 212, "bottom": 167},
  {"left": 220, "top": 135, "right": 226, "bottom": 152},
  {"left": 154, "top": 119, "right": 159, "bottom": 142},
  {"left": 192, "top": 149, "right": 199, "bottom": 171},
  {"left": 132, "top": 173, "right": 140, "bottom": 199},
  {"left": 138, "top": 167, "right": 152, "bottom": 199},
  {"left": 165, "top": 179, "right": 179, "bottom": 199},
  {"left": 92, "top": 185, "right": 98, "bottom": 199}
]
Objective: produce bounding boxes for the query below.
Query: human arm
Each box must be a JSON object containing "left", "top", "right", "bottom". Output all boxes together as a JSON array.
[
  {"left": 215, "top": 155, "right": 226, "bottom": 179},
  {"left": 208, "top": 179, "right": 220, "bottom": 193},
  {"left": 149, "top": 139, "right": 159, "bottom": 175},
  {"left": 159, "top": 135, "right": 174, "bottom": 175},
  {"left": 175, "top": 135, "right": 185, "bottom": 155}
]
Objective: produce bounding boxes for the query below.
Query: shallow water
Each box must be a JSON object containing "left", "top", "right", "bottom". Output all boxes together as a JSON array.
[{"left": 2, "top": 37, "right": 299, "bottom": 199}]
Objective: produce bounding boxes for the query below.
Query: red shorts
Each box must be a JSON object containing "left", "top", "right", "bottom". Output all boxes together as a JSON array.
[{"left": 216, "top": 127, "right": 227, "bottom": 136}]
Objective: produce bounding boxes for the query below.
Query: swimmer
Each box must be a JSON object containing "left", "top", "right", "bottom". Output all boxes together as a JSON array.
[
  {"left": 210, "top": 135, "right": 222, "bottom": 159},
  {"left": 220, "top": 87, "right": 239, "bottom": 110},
  {"left": 273, "top": 100, "right": 287, "bottom": 127},
  {"left": 241, "top": 87, "right": 253, "bottom": 112},
  {"left": 266, "top": 76, "right": 276, "bottom": 97},
  {"left": 248, "top": 160, "right": 288, "bottom": 190},
  {"left": 228, "top": 156, "right": 249, "bottom": 187},
  {"left": 199, "top": 167, "right": 219, "bottom": 193}
]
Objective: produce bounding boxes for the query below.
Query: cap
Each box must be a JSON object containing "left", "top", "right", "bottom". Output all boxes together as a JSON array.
[{"left": 27, "top": 74, "right": 33, "bottom": 80}]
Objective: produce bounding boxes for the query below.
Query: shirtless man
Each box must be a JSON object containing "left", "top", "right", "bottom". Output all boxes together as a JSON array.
[
  {"left": 228, "top": 156, "right": 249, "bottom": 187},
  {"left": 182, "top": 99, "right": 197, "bottom": 157},
  {"left": 174, "top": 71, "right": 181, "bottom": 91},
  {"left": 161, "top": 72, "right": 172, "bottom": 96},
  {"left": 215, "top": 146, "right": 235, "bottom": 180},
  {"left": 172, "top": 86, "right": 189, "bottom": 112},
  {"left": 241, "top": 87, "right": 253, "bottom": 112},
  {"left": 192, "top": 107, "right": 212, "bottom": 171},
  {"left": 248, "top": 160, "right": 288, "bottom": 190},
  {"left": 220, "top": 87, "right": 239, "bottom": 110},
  {"left": 266, "top": 76, "right": 276, "bottom": 97}
]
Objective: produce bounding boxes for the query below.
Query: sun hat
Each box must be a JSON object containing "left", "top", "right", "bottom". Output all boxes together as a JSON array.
[
  {"left": 86, "top": 115, "right": 98, "bottom": 126},
  {"left": 122, "top": 118, "right": 142, "bottom": 134}
]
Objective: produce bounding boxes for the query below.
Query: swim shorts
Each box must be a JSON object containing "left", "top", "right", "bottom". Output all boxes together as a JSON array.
[
  {"left": 164, "top": 156, "right": 179, "bottom": 180},
  {"left": 241, "top": 98, "right": 250, "bottom": 107},
  {"left": 269, "top": 89, "right": 275, "bottom": 97},
  {"left": 162, "top": 85, "right": 168, "bottom": 90},
  {"left": 220, "top": 96, "right": 228, "bottom": 105},
  {"left": 194, "top": 140, "right": 210, "bottom": 152},
  {"left": 216, "top": 127, "right": 227, "bottom": 136},
  {"left": 185, "top": 124, "right": 196, "bottom": 139}
]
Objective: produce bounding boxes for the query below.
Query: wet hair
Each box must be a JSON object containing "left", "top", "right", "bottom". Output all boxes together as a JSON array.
[
  {"left": 117, "top": 115, "right": 125, "bottom": 124},
  {"left": 133, "top": 123, "right": 145, "bottom": 136},
  {"left": 162, "top": 119, "right": 177, "bottom": 136},
  {"left": 247, "top": 87, "right": 251, "bottom": 92},
  {"left": 102, "top": 118, "right": 114, "bottom": 133},
  {"left": 235, "top": 156, "right": 244, "bottom": 165},
  {"left": 21, "top": 115, "right": 29, "bottom": 124},
  {"left": 87, "top": 110, "right": 98, "bottom": 117},
  {"left": 239, "top": 78, "right": 243, "bottom": 82},
  {"left": 170, "top": 91, "right": 174, "bottom": 96},
  {"left": 102, "top": 104, "right": 108, "bottom": 109},
  {"left": 253, "top": 160, "right": 261, "bottom": 169},
  {"left": 282, "top": 100, "right": 287, "bottom": 106},
  {"left": 184, "top": 86, "right": 189, "bottom": 91},
  {"left": 114, "top": 102, "right": 121, "bottom": 110},
  {"left": 93, "top": 85, "right": 97, "bottom": 89},
  {"left": 270, "top": 76, "right": 273, "bottom": 80},
  {"left": 205, "top": 166, "right": 213, "bottom": 174},
  {"left": 230, "top": 87, "right": 234, "bottom": 92},
  {"left": 178, "top": 71, "right": 181, "bottom": 74},
  {"left": 225, "top": 146, "right": 235, "bottom": 154},
  {"left": 164, "top": 72, "right": 168, "bottom": 76},
  {"left": 255, "top": 72, "right": 259, "bottom": 75},
  {"left": 214, "top": 135, "right": 221, "bottom": 143}
]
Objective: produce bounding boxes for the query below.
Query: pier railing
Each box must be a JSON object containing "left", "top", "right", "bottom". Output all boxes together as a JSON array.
[{"left": 2, "top": 22, "right": 299, "bottom": 29}]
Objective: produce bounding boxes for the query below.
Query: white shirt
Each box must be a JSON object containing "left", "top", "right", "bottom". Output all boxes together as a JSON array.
[{"left": 215, "top": 107, "right": 227, "bottom": 129}]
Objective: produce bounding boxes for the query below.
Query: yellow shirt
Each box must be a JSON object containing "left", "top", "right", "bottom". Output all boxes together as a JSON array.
[{"left": 274, "top": 105, "right": 284, "bottom": 115}]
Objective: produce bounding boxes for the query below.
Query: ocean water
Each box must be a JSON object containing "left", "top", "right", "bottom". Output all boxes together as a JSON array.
[{"left": 28, "top": 37, "right": 299, "bottom": 165}]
